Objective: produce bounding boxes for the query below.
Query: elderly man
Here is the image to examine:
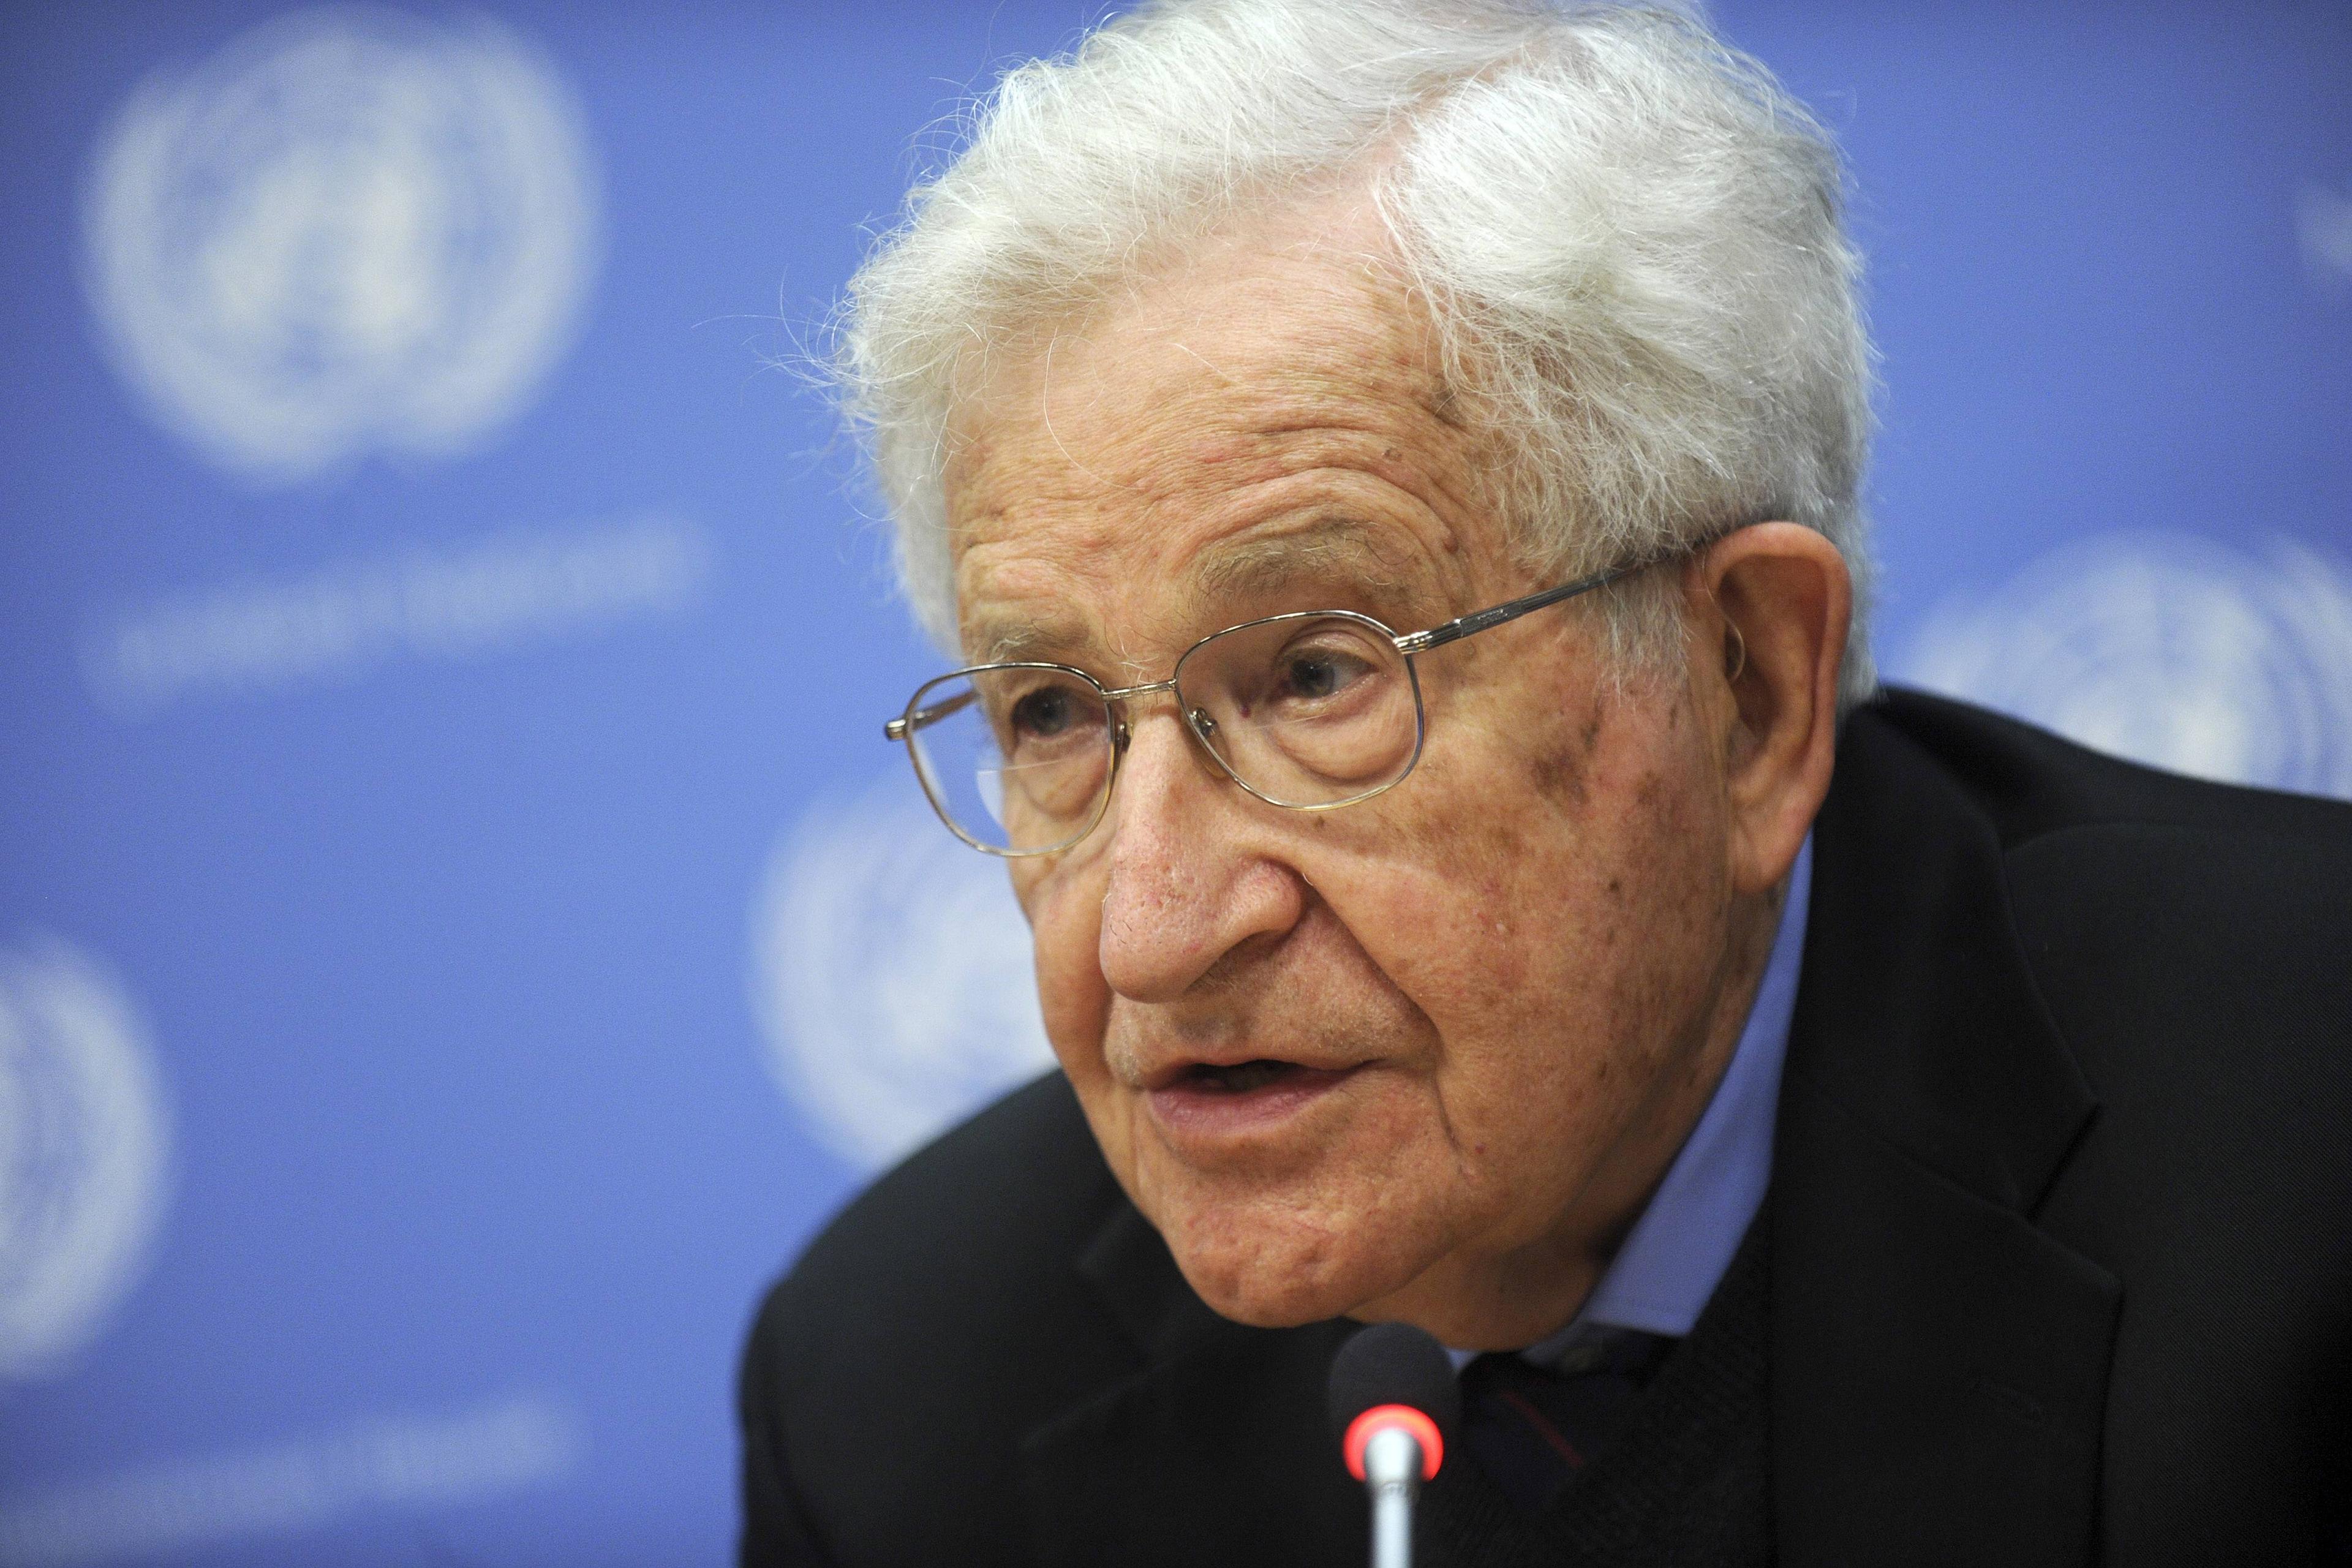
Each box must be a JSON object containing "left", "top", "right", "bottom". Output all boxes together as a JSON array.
[{"left": 739, "top": 3, "right": 2352, "bottom": 1564}]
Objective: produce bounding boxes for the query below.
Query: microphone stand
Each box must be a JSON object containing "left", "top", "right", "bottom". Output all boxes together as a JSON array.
[{"left": 1360, "top": 1425, "right": 1423, "bottom": 1568}]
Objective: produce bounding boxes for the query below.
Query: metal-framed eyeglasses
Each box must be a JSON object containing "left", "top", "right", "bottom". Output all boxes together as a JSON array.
[{"left": 884, "top": 556, "right": 1656, "bottom": 856}]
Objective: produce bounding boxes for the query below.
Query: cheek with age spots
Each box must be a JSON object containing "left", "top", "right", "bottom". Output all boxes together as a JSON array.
[{"left": 1525, "top": 742, "right": 1591, "bottom": 810}]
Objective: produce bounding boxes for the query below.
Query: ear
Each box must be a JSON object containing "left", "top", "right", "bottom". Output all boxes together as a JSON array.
[{"left": 1687, "top": 523, "right": 1852, "bottom": 897}]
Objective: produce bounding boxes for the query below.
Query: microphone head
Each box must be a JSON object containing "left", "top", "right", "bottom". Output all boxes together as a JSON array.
[{"left": 1328, "top": 1321, "right": 1460, "bottom": 1479}]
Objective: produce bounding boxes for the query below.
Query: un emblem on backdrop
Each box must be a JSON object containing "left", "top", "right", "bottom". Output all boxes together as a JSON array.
[
  {"left": 750, "top": 786, "right": 1057, "bottom": 1172},
  {"left": 1906, "top": 533, "right": 2352, "bottom": 799},
  {"left": 0, "top": 940, "right": 173, "bottom": 1381},
  {"left": 81, "top": 7, "right": 601, "bottom": 483}
]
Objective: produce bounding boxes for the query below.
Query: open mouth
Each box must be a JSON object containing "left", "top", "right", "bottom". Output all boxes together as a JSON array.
[
  {"left": 1180, "top": 1058, "right": 1305, "bottom": 1093},
  {"left": 1144, "top": 1055, "right": 1362, "bottom": 1142}
]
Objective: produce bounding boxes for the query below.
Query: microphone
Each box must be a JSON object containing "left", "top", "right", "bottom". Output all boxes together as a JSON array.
[{"left": 1328, "top": 1322, "right": 1460, "bottom": 1568}]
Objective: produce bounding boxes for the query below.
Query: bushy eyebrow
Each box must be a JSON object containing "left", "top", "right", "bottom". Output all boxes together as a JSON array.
[
  {"left": 972, "top": 615, "right": 1093, "bottom": 665},
  {"left": 1192, "top": 517, "right": 1411, "bottom": 606}
]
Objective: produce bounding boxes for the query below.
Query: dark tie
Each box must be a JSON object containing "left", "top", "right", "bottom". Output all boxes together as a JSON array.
[{"left": 1458, "top": 1326, "right": 1675, "bottom": 1513}]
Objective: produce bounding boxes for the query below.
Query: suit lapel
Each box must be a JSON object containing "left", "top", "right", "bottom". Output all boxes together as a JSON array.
[
  {"left": 1019, "top": 1201, "right": 1367, "bottom": 1568},
  {"left": 1771, "top": 708, "right": 2121, "bottom": 1568}
]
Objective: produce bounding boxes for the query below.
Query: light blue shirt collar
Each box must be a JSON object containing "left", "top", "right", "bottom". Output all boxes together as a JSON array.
[{"left": 1447, "top": 834, "right": 1812, "bottom": 1368}]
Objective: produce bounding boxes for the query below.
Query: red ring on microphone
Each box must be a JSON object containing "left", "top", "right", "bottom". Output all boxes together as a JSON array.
[{"left": 1342, "top": 1404, "right": 1444, "bottom": 1481}]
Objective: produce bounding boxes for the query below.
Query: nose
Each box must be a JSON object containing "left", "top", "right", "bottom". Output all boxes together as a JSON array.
[{"left": 1094, "top": 701, "right": 1305, "bottom": 1004}]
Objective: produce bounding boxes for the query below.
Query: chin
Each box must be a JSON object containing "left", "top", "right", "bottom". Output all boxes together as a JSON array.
[
  {"left": 1179, "top": 1251, "right": 1366, "bottom": 1329},
  {"left": 1152, "top": 1188, "right": 1439, "bottom": 1330}
]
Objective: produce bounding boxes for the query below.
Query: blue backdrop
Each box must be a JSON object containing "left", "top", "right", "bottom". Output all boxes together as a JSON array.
[{"left": 2, "top": 3, "right": 2346, "bottom": 1563}]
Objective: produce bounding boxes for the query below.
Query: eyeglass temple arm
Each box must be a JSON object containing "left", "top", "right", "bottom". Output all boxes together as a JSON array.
[
  {"left": 883, "top": 685, "right": 979, "bottom": 741},
  {"left": 1392, "top": 560, "right": 1649, "bottom": 657}
]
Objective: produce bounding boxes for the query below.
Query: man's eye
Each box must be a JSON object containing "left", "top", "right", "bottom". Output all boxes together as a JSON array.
[
  {"left": 1276, "top": 647, "right": 1372, "bottom": 702},
  {"left": 1009, "top": 685, "right": 1079, "bottom": 738}
]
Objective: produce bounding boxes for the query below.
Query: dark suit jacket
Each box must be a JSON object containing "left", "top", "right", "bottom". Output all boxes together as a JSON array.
[{"left": 739, "top": 691, "right": 2352, "bottom": 1566}]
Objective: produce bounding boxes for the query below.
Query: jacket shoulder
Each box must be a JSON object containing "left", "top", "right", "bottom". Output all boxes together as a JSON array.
[
  {"left": 740, "top": 1073, "right": 1143, "bottom": 1565},
  {"left": 1858, "top": 689, "right": 2352, "bottom": 1027},
  {"left": 1856, "top": 690, "right": 2352, "bottom": 1106},
  {"left": 1858, "top": 687, "right": 2352, "bottom": 853}
]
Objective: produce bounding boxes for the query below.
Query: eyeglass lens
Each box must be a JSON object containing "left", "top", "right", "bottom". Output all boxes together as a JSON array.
[{"left": 902, "top": 613, "right": 1421, "bottom": 853}]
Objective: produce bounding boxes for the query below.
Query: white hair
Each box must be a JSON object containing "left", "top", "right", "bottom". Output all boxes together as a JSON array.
[{"left": 837, "top": 0, "right": 1877, "bottom": 707}]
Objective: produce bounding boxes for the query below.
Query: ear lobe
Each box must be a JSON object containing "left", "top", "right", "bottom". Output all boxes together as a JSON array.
[{"left": 1697, "top": 524, "right": 1851, "bottom": 895}]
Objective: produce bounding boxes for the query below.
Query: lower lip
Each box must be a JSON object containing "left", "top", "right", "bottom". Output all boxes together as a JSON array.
[{"left": 1144, "top": 1065, "right": 1363, "bottom": 1144}]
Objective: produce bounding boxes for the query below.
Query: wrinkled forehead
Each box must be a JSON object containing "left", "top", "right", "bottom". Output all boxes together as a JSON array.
[
  {"left": 959, "top": 517, "right": 1434, "bottom": 667},
  {"left": 940, "top": 223, "right": 1497, "bottom": 671}
]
